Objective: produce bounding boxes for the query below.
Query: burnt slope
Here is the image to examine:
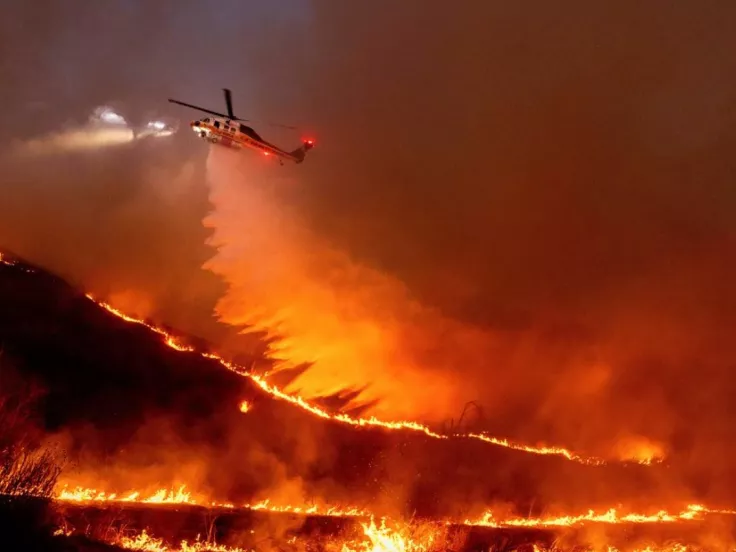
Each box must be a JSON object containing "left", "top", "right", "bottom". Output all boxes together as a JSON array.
[
  {"left": 0, "top": 250, "right": 680, "bottom": 518},
  {"left": 0, "top": 251, "right": 246, "bottom": 448}
]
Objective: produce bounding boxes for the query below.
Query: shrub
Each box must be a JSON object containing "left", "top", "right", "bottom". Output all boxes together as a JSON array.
[{"left": 0, "top": 351, "right": 62, "bottom": 498}]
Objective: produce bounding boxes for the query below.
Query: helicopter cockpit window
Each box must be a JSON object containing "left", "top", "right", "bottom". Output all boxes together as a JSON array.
[{"left": 240, "top": 124, "right": 262, "bottom": 140}]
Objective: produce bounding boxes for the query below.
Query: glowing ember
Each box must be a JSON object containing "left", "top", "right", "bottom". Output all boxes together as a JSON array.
[
  {"left": 85, "top": 294, "right": 627, "bottom": 466},
  {"left": 238, "top": 400, "right": 251, "bottom": 413}
]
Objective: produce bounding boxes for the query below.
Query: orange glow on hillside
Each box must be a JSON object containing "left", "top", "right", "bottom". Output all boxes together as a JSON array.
[{"left": 85, "top": 293, "right": 623, "bottom": 466}]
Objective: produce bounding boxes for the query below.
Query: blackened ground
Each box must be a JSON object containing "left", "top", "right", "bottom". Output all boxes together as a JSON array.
[
  {"left": 0, "top": 250, "right": 690, "bottom": 519},
  {"left": 0, "top": 496, "right": 125, "bottom": 552},
  {"left": 0, "top": 252, "right": 246, "bottom": 447}
]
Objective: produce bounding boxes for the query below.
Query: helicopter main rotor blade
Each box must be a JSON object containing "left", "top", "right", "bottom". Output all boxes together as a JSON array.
[
  {"left": 168, "top": 98, "right": 243, "bottom": 120},
  {"left": 169, "top": 97, "right": 297, "bottom": 130},
  {"left": 223, "top": 88, "right": 236, "bottom": 119},
  {"left": 265, "top": 122, "right": 298, "bottom": 130},
  {"left": 231, "top": 118, "right": 297, "bottom": 130}
]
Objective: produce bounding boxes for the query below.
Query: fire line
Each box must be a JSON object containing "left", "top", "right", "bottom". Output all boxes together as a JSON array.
[
  {"left": 55, "top": 484, "right": 736, "bottom": 530},
  {"left": 85, "top": 293, "right": 658, "bottom": 466},
  {"left": 56, "top": 484, "right": 372, "bottom": 517}
]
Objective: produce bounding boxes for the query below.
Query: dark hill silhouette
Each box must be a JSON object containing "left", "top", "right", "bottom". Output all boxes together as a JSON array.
[{"left": 0, "top": 250, "right": 246, "bottom": 446}]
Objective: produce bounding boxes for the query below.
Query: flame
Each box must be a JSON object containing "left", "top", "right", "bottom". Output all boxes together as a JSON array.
[
  {"left": 117, "top": 529, "right": 247, "bottom": 552},
  {"left": 52, "top": 483, "right": 736, "bottom": 552},
  {"left": 57, "top": 485, "right": 199, "bottom": 506},
  {"left": 612, "top": 435, "right": 667, "bottom": 465},
  {"left": 62, "top": 521, "right": 736, "bottom": 552},
  {"left": 85, "top": 293, "right": 619, "bottom": 466},
  {"left": 464, "top": 432, "right": 605, "bottom": 465},
  {"left": 344, "top": 518, "right": 442, "bottom": 552},
  {"left": 342, "top": 529, "right": 734, "bottom": 552},
  {"left": 464, "top": 503, "right": 736, "bottom": 528},
  {"left": 238, "top": 400, "right": 251, "bottom": 413},
  {"left": 55, "top": 484, "right": 371, "bottom": 517},
  {"left": 55, "top": 483, "right": 736, "bottom": 533},
  {"left": 244, "top": 497, "right": 370, "bottom": 517}
]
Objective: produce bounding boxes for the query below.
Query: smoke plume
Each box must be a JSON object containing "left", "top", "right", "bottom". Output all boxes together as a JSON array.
[{"left": 203, "top": 147, "right": 480, "bottom": 422}]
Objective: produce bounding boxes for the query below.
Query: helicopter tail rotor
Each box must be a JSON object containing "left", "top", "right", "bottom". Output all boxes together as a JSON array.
[{"left": 289, "top": 138, "right": 315, "bottom": 164}]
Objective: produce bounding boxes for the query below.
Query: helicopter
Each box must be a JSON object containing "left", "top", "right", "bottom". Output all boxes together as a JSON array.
[{"left": 168, "top": 88, "right": 314, "bottom": 165}]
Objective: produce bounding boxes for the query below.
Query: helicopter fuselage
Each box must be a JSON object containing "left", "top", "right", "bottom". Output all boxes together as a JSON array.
[{"left": 191, "top": 116, "right": 305, "bottom": 163}]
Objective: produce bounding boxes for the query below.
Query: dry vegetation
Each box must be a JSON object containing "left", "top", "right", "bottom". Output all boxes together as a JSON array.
[{"left": 0, "top": 350, "right": 63, "bottom": 497}]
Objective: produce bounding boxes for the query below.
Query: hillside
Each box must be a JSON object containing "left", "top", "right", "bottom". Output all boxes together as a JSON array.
[{"left": 0, "top": 249, "right": 685, "bottom": 521}]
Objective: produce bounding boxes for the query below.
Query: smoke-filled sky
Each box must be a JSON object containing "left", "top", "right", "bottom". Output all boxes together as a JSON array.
[{"left": 3, "top": 0, "right": 736, "bottom": 473}]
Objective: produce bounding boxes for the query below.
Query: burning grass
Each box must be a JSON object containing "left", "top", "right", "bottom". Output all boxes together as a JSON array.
[
  {"left": 2, "top": 252, "right": 736, "bottom": 551},
  {"left": 48, "top": 509, "right": 736, "bottom": 552},
  {"left": 50, "top": 482, "right": 736, "bottom": 552},
  {"left": 0, "top": 351, "right": 68, "bottom": 549},
  {"left": 0, "top": 446, "right": 60, "bottom": 497}
]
